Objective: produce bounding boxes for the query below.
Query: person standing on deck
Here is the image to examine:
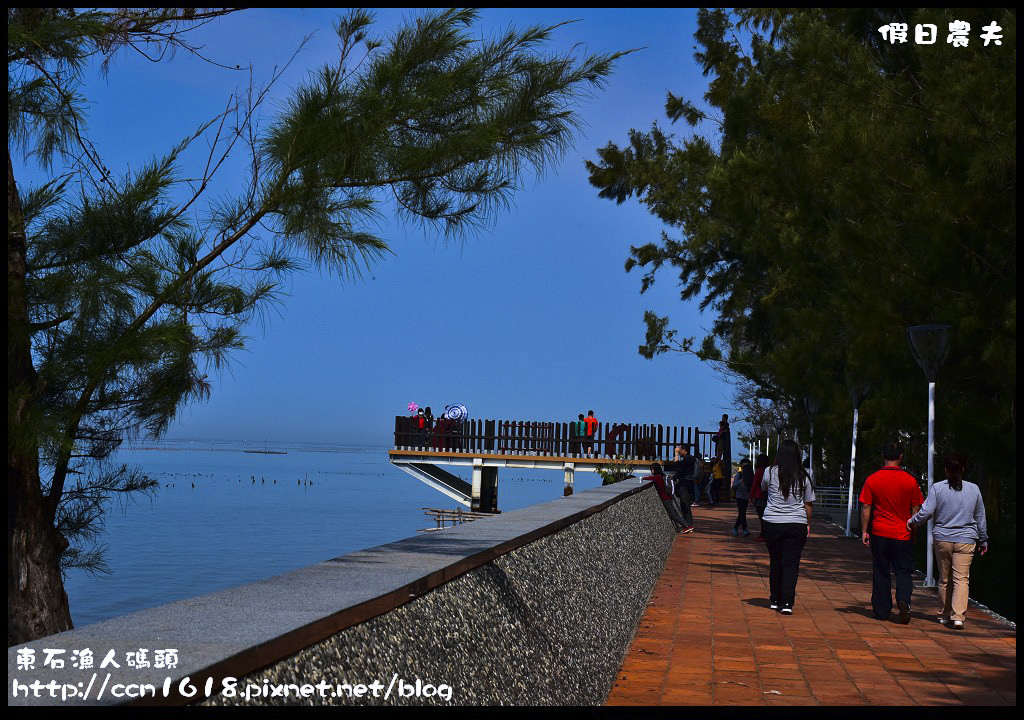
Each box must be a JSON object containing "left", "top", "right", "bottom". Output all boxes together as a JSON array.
[
  {"left": 859, "top": 440, "right": 924, "bottom": 624},
  {"left": 570, "top": 413, "right": 586, "bottom": 456},
  {"left": 584, "top": 410, "right": 599, "bottom": 456},
  {"left": 713, "top": 414, "right": 732, "bottom": 469},
  {"left": 416, "top": 408, "right": 427, "bottom": 447}
]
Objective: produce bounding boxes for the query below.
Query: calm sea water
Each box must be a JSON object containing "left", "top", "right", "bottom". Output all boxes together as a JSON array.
[{"left": 63, "top": 440, "right": 604, "bottom": 628}]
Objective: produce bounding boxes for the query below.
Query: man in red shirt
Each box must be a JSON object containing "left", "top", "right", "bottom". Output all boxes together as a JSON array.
[
  {"left": 583, "top": 410, "right": 599, "bottom": 456},
  {"left": 859, "top": 441, "right": 924, "bottom": 623}
]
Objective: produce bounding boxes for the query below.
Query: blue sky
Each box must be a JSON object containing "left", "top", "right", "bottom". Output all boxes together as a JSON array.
[{"left": 20, "top": 8, "right": 749, "bottom": 447}]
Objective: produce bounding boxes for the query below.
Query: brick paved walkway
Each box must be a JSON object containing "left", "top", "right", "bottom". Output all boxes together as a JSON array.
[{"left": 607, "top": 502, "right": 1016, "bottom": 706}]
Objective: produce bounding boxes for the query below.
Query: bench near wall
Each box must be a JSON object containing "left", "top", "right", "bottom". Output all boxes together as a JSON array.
[{"left": 9, "top": 481, "right": 676, "bottom": 706}]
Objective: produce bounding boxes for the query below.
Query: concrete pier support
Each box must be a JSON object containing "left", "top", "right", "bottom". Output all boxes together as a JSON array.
[
  {"left": 563, "top": 462, "right": 575, "bottom": 496},
  {"left": 471, "top": 458, "right": 499, "bottom": 512}
]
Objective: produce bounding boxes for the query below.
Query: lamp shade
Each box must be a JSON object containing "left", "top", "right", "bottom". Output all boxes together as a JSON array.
[
  {"left": 847, "top": 379, "right": 871, "bottom": 410},
  {"left": 907, "top": 324, "right": 952, "bottom": 382},
  {"left": 803, "top": 396, "right": 820, "bottom": 418}
]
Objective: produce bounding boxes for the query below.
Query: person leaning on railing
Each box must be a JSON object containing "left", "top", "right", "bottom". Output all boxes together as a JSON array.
[
  {"left": 643, "top": 462, "right": 693, "bottom": 535},
  {"left": 906, "top": 454, "right": 989, "bottom": 630}
]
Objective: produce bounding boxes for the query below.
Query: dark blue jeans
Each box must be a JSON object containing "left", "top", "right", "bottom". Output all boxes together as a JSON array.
[
  {"left": 870, "top": 535, "right": 915, "bottom": 619},
  {"left": 734, "top": 498, "right": 749, "bottom": 531}
]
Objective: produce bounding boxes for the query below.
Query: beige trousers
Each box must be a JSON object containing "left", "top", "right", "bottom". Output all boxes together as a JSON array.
[{"left": 935, "top": 541, "right": 976, "bottom": 622}]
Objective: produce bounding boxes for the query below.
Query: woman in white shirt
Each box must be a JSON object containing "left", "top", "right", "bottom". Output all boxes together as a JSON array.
[{"left": 761, "top": 439, "right": 815, "bottom": 615}]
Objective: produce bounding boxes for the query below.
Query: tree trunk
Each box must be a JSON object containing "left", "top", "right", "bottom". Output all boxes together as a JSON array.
[{"left": 8, "top": 149, "right": 73, "bottom": 646}]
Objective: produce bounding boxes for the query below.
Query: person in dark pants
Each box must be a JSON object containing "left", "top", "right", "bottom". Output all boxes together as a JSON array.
[
  {"left": 859, "top": 441, "right": 923, "bottom": 623},
  {"left": 732, "top": 458, "right": 753, "bottom": 535},
  {"left": 689, "top": 453, "right": 704, "bottom": 506},
  {"left": 761, "top": 439, "right": 815, "bottom": 614},
  {"left": 750, "top": 454, "right": 770, "bottom": 541},
  {"left": 708, "top": 457, "right": 726, "bottom": 506},
  {"left": 669, "top": 445, "right": 695, "bottom": 529},
  {"left": 713, "top": 414, "right": 732, "bottom": 469},
  {"left": 643, "top": 462, "right": 692, "bottom": 534}
]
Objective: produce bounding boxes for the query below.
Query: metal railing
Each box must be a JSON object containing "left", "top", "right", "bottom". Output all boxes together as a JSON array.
[
  {"left": 393, "top": 416, "right": 709, "bottom": 461},
  {"left": 813, "top": 486, "right": 856, "bottom": 509}
]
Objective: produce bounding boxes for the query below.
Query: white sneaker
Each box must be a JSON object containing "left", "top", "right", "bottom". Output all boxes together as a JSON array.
[
  {"left": 952, "top": 620, "right": 964, "bottom": 630},
  {"left": 937, "top": 616, "right": 949, "bottom": 625}
]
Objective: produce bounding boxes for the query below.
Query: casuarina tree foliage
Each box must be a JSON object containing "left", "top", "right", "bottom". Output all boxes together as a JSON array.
[
  {"left": 588, "top": 9, "right": 1014, "bottom": 539},
  {"left": 8, "top": 7, "right": 630, "bottom": 644}
]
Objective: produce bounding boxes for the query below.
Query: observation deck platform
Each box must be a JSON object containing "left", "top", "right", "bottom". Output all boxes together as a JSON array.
[{"left": 390, "top": 416, "right": 717, "bottom": 511}]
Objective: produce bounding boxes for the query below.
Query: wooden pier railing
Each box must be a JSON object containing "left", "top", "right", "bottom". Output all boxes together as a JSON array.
[{"left": 393, "top": 416, "right": 719, "bottom": 462}]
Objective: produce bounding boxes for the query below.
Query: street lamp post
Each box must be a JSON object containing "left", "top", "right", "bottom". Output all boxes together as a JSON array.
[
  {"left": 907, "top": 324, "right": 952, "bottom": 588},
  {"left": 845, "top": 380, "right": 871, "bottom": 537},
  {"left": 772, "top": 416, "right": 786, "bottom": 457},
  {"left": 803, "top": 396, "right": 820, "bottom": 487}
]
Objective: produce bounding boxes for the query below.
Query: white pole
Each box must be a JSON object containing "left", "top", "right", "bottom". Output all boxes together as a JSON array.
[
  {"left": 846, "top": 407, "right": 859, "bottom": 536},
  {"left": 808, "top": 421, "right": 815, "bottom": 487},
  {"left": 925, "top": 382, "right": 937, "bottom": 586},
  {"left": 766, "top": 434, "right": 771, "bottom": 459}
]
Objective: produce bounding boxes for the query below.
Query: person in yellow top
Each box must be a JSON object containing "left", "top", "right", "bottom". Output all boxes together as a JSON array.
[{"left": 708, "top": 457, "right": 727, "bottom": 506}]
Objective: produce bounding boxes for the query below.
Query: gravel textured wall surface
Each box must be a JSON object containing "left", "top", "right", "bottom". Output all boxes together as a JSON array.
[{"left": 205, "top": 485, "right": 675, "bottom": 706}]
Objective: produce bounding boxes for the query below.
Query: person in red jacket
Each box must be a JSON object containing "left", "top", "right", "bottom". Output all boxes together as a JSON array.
[
  {"left": 643, "top": 462, "right": 693, "bottom": 534},
  {"left": 859, "top": 440, "right": 924, "bottom": 624}
]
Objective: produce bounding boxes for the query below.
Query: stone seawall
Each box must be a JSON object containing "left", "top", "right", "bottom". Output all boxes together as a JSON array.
[
  {"left": 9, "top": 481, "right": 675, "bottom": 706},
  {"left": 205, "top": 484, "right": 675, "bottom": 706}
]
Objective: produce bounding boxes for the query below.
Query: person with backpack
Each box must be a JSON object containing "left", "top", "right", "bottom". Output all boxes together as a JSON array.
[
  {"left": 570, "top": 413, "right": 586, "bottom": 455},
  {"left": 643, "top": 463, "right": 691, "bottom": 534},
  {"left": 669, "top": 445, "right": 696, "bottom": 532},
  {"left": 732, "top": 458, "right": 753, "bottom": 536}
]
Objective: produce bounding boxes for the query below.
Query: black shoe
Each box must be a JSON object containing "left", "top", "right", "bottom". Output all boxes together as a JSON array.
[
  {"left": 781, "top": 604, "right": 793, "bottom": 615},
  {"left": 769, "top": 599, "right": 779, "bottom": 611},
  {"left": 897, "top": 600, "right": 911, "bottom": 624}
]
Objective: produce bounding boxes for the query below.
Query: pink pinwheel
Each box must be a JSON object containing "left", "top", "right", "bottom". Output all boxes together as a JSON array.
[{"left": 407, "top": 402, "right": 419, "bottom": 414}]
